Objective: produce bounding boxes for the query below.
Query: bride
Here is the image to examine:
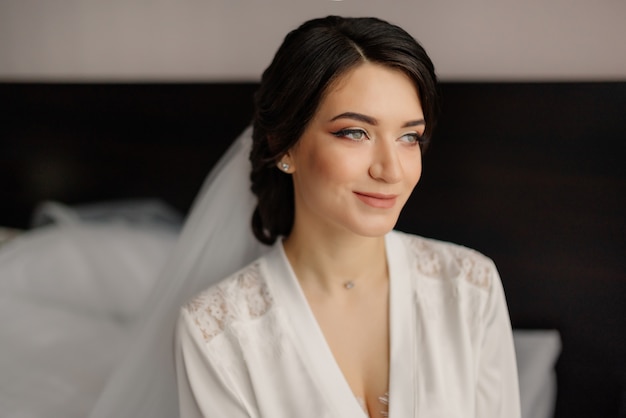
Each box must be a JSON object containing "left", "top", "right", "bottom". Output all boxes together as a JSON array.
[
  {"left": 175, "top": 16, "right": 520, "bottom": 418},
  {"left": 90, "top": 16, "right": 520, "bottom": 418}
]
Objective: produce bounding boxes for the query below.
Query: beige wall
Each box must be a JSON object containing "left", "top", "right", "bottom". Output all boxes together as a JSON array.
[{"left": 1, "top": 0, "right": 625, "bottom": 81}]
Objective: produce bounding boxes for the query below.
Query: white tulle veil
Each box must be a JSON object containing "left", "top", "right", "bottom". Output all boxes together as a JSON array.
[{"left": 89, "top": 126, "right": 267, "bottom": 417}]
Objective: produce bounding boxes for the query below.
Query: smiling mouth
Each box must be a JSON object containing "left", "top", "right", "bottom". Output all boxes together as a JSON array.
[{"left": 354, "top": 192, "right": 398, "bottom": 209}]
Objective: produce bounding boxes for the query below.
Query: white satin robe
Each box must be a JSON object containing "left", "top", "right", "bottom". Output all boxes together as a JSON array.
[{"left": 175, "top": 230, "right": 521, "bottom": 417}]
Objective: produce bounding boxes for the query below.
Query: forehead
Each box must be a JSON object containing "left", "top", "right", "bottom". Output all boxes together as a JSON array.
[{"left": 315, "top": 63, "right": 423, "bottom": 121}]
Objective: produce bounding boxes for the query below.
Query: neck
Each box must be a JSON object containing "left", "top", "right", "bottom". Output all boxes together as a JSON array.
[{"left": 283, "top": 223, "right": 389, "bottom": 295}]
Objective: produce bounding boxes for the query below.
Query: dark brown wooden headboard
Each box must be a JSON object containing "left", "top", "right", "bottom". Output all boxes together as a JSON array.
[
  {"left": 1, "top": 82, "right": 625, "bottom": 417},
  {"left": 1, "top": 83, "right": 258, "bottom": 227}
]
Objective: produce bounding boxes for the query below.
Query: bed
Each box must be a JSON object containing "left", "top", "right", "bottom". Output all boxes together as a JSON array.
[{"left": 1, "top": 82, "right": 624, "bottom": 417}]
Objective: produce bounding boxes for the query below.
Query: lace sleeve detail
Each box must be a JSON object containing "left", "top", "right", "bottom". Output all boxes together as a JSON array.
[
  {"left": 183, "top": 262, "right": 274, "bottom": 343},
  {"left": 405, "top": 234, "right": 493, "bottom": 291},
  {"left": 453, "top": 247, "right": 493, "bottom": 290}
]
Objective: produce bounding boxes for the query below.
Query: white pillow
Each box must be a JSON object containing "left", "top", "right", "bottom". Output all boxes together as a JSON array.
[
  {"left": 513, "top": 329, "right": 561, "bottom": 418},
  {"left": 0, "top": 222, "right": 178, "bottom": 321}
]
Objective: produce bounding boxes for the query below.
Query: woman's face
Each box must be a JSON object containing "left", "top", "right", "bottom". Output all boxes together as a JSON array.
[{"left": 282, "top": 62, "right": 425, "bottom": 238}]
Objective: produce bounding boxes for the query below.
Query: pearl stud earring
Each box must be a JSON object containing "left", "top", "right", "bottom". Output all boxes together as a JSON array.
[{"left": 280, "top": 162, "right": 290, "bottom": 171}]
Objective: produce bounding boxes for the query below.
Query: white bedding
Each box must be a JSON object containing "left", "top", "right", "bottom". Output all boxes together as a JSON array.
[{"left": 0, "top": 201, "right": 560, "bottom": 418}]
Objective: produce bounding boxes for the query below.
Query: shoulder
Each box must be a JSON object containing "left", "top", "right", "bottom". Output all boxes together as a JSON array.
[
  {"left": 392, "top": 230, "right": 496, "bottom": 291},
  {"left": 180, "top": 259, "right": 274, "bottom": 343}
]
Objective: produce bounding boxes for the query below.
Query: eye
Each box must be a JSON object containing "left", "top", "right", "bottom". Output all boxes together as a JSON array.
[
  {"left": 398, "top": 132, "right": 424, "bottom": 145},
  {"left": 331, "top": 128, "right": 369, "bottom": 142}
]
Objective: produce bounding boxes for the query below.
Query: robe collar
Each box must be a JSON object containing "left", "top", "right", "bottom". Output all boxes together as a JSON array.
[{"left": 262, "top": 231, "right": 416, "bottom": 417}]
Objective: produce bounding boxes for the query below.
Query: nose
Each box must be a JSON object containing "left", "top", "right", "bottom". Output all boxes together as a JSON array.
[{"left": 368, "top": 140, "right": 402, "bottom": 183}]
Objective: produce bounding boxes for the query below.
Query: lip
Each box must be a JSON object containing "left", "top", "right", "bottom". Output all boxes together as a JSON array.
[{"left": 354, "top": 191, "right": 398, "bottom": 209}]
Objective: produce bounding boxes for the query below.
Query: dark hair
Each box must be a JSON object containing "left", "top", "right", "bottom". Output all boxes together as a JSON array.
[{"left": 250, "top": 15, "right": 439, "bottom": 245}]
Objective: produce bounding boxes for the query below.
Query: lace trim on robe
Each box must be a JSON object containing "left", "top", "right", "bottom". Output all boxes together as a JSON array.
[
  {"left": 406, "top": 235, "right": 492, "bottom": 291},
  {"left": 183, "top": 262, "right": 274, "bottom": 343}
]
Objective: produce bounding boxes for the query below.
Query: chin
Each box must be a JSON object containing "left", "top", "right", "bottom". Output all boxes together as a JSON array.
[{"left": 347, "top": 217, "right": 399, "bottom": 238}]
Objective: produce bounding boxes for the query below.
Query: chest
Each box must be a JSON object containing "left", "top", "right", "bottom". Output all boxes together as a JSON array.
[
  {"left": 308, "top": 289, "right": 391, "bottom": 418},
  {"left": 212, "top": 298, "right": 477, "bottom": 418}
]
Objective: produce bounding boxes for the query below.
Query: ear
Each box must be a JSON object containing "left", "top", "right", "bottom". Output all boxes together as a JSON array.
[{"left": 276, "top": 153, "right": 294, "bottom": 173}]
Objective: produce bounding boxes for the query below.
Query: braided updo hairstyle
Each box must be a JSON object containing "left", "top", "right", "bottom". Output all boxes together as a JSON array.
[{"left": 249, "top": 16, "right": 439, "bottom": 245}]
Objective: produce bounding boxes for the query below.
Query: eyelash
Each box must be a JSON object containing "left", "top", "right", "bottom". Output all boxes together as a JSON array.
[
  {"left": 331, "top": 128, "right": 369, "bottom": 141},
  {"left": 331, "top": 128, "right": 424, "bottom": 145}
]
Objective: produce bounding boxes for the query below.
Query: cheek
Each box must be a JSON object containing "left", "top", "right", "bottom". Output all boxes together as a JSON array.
[
  {"left": 307, "top": 151, "right": 333, "bottom": 178},
  {"left": 304, "top": 147, "right": 356, "bottom": 184},
  {"left": 412, "top": 162, "right": 423, "bottom": 184},
  {"left": 292, "top": 149, "right": 333, "bottom": 199},
  {"left": 404, "top": 154, "right": 423, "bottom": 187}
]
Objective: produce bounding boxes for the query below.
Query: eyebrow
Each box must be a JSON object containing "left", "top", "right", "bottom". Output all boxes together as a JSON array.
[{"left": 329, "top": 112, "right": 425, "bottom": 128}]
